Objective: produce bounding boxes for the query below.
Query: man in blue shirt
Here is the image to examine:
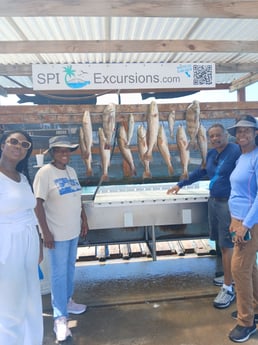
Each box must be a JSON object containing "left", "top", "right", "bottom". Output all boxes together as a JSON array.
[{"left": 167, "top": 123, "right": 241, "bottom": 309}]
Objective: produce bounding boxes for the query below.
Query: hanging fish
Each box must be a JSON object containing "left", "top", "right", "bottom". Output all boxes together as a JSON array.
[
  {"left": 144, "top": 101, "right": 159, "bottom": 161},
  {"left": 82, "top": 110, "right": 93, "bottom": 159},
  {"left": 126, "top": 113, "right": 135, "bottom": 146},
  {"left": 137, "top": 125, "right": 152, "bottom": 179},
  {"left": 98, "top": 127, "right": 111, "bottom": 181},
  {"left": 117, "top": 124, "right": 136, "bottom": 176},
  {"left": 197, "top": 122, "right": 208, "bottom": 168},
  {"left": 168, "top": 110, "right": 176, "bottom": 139},
  {"left": 79, "top": 127, "right": 93, "bottom": 176},
  {"left": 185, "top": 100, "right": 200, "bottom": 149},
  {"left": 102, "top": 103, "right": 116, "bottom": 149},
  {"left": 176, "top": 125, "right": 190, "bottom": 180},
  {"left": 157, "top": 124, "right": 174, "bottom": 176}
]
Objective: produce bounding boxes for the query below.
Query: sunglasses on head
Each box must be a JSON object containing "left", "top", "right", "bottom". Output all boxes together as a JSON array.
[{"left": 6, "top": 137, "right": 32, "bottom": 150}]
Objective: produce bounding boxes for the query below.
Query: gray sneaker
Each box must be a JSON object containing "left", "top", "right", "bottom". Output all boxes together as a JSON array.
[{"left": 213, "top": 287, "right": 235, "bottom": 309}]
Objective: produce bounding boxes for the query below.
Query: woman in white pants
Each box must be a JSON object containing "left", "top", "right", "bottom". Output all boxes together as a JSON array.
[{"left": 0, "top": 130, "right": 43, "bottom": 345}]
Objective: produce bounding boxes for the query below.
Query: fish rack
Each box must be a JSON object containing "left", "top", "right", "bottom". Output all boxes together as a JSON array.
[{"left": 82, "top": 182, "right": 210, "bottom": 260}]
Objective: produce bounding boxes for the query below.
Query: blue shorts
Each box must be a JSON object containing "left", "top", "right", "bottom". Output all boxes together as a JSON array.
[{"left": 208, "top": 197, "right": 234, "bottom": 249}]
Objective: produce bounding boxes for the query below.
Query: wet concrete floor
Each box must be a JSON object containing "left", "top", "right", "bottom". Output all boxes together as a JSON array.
[{"left": 42, "top": 255, "right": 258, "bottom": 345}]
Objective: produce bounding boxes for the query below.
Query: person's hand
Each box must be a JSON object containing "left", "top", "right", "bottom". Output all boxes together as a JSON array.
[
  {"left": 43, "top": 230, "right": 55, "bottom": 249},
  {"left": 167, "top": 185, "right": 180, "bottom": 195},
  {"left": 229, "top": 218, "right": 248, "bottom": 244},
  {"left": 80, "top": 220, "right": 89, "bottom": 238}
]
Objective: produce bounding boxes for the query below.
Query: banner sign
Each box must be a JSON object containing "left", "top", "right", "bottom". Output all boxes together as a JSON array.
[{"left": 32, "top": 63, "right": 215, "bottom": 91}]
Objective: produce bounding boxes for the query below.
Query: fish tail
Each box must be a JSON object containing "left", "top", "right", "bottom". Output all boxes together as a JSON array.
[
  {"left": 101, "top": 173, "right": 109, "bottom": 182},
  {"left": 104, "top": 143, "right": 111, "bottom": 150},
  {"left": 86, "top": 168, "right": 93, "bottom": 177},
  {"left": 143, "top": 171, "right": 152, "bottom": 179},
  {"left": 180, "top": 172, "right": 189, "bottom": 180},
  {"left": 168, "top": 165, "right": 174, "bottom": 176}
]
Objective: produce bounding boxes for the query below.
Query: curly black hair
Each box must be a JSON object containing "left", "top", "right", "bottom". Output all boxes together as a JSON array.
[{"left": 0, "top": 130, "right": 33, "bottom": 186}]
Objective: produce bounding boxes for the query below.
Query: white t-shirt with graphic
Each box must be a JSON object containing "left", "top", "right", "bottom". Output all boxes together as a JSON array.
[{"left": 33, "top": 163, "right": 82, "bottom": 241}]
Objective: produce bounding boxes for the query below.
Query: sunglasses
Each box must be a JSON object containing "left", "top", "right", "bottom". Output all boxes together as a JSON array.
[{"left": 6, "top": 137, "right": 32, "bottom": 150}]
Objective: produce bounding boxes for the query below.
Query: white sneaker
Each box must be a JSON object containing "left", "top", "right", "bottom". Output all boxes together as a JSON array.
[
  {"left": 67, "top": 298, "right": 87, "bottom": 315},
  {"left": 54, "top": 316, "right": 72, "bottom": 342},
  {"left": 213, "top": 287, "right": 235, "bottom": 309},
  {"left": 213, "top": 275, "right": 235, "bottom": 287}
]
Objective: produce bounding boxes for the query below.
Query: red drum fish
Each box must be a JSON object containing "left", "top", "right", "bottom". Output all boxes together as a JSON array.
[
  {"left": 102, "top": 103, "right": 116, "bottom": 149},
  {"left": 137, "top": 125, "right": 151, "bottom": 179},
  {"left": 79, "top": 126, "right": 93, "bottom": 176},
  {"left": 176, "top": 125, "right": 190, "bottom": 180},
  {"left": 157, "top": 124, "right": 174, "bottom": 176},
  {"left": 145, "top": 101, "right": 159, "bottom": 161},
  {"left": 168, "top": 110, "right": 176, "bottom": 139},
  {"left": 82, "top": 110, "right": 93, "bottom": 159},
  {"left": 197, "top": 122, "right": 208, "bottom": 168},
  {"left": 185, "top": 100, "right": 200, "bottom": 149},
  {"left": 117, "top": 124, "right": 136, "bottom": 176},
  {"left": 98, "top": 127, "right": 111, "bottom": 181}
]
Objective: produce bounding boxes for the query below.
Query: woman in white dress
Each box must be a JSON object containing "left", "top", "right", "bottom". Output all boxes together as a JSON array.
[{"left": 0, "top": 130, "right": 43, "bottom": 345}]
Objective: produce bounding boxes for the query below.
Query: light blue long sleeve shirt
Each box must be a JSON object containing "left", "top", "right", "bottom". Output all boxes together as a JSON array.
[{"left": 229, "top": 147, "right": 258, "bottom": 229}]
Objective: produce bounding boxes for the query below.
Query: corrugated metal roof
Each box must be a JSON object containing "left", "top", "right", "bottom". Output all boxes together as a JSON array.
[{"left": 1, "top": 15, "right": 258, "bottom": 91}]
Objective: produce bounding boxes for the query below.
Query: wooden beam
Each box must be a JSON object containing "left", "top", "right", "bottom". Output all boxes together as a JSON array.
[
  {"left": 1, "top": 40, "right": 258, "bottom": 54},
  {"left": 1, "top": 0, "right": 258, "bottom": 18},
  {"left": 0, "top": 102, "right": 258, "bottom": 126},
  {"left": 3, "top": 84, "right": 230, "bottom": 96},
  {"left": 1, "top": 63, "right": 257, "bottom": 76},
  {"left": 230, "top": 73, "right": 258, "bottom": 91},
  {"left": 237, "top": 88, "right": 246, "bottom": 102}
]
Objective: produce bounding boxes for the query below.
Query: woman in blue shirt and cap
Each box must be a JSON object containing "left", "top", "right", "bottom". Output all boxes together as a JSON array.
[{"left": 227, "top": 115, "right": 258, "bottom": 343}]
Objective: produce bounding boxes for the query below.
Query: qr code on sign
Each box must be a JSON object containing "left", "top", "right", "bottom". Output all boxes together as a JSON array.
[{"left": 193, "top": 64, "right": 213, "bottom": 85}]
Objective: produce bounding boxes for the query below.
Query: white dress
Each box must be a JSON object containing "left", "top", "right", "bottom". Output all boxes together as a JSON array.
[{"left": 0, "top": 172, "right": 43, "bottom": 345}]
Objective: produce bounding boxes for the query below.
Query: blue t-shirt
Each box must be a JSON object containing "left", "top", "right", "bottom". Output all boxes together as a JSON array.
[
  {"left": 229, "top": 147, "right": 258, "bottom": 229},
  {"left": 178, "top": 143, "right": 241, "bottom": 198}
]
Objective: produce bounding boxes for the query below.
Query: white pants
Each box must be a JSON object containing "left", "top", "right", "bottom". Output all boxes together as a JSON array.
[{"left": 0, "top": 224, "right": 43, "bottom": 345}]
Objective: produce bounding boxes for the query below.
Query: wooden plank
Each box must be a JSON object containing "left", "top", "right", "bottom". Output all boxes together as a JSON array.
[
  {"left": 156, "top": 241, "right": 171, "bottom": 256},
  {"left": 3, "top": 40, "right": 258, "bottom": 54},
  {"left": 129, "top": 243, "right": 143, "bottom": 257},
  {"left": 193, "top": 240, "right": 210, "bottom": 256},
  {"left": 1, "top": 102, "right": 258, "bottom": 124},
  {"left": 108, "top": 244, "right": 122, "bottom": 259},
  {"left": 168, "top": 241, "right": 177, "bottom": 255},
  {"left": 2, "top": 0, "right": 258, "bottom": 19},
  {"left": 96, "top": 245, "right": 107, "bottom": 261},
  {"left": 120, "top": 243, "right": 130, "bottom": 260},
  {"left": 76, "top": 245, "right": 96, "bottom": 261},
  {"left": 139, "top": 243, "right": 152, "bottom": 257},
  {"left": 173, "top": 241, "right": 185, "bottom": 256},
  {"left": 180, "top": 240, "right": 195, "bottom": 253}
]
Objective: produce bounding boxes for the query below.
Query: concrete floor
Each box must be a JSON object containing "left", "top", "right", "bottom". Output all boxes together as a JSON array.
[{"left": 42, "top": 255, "right": 258, "bottom": 345}]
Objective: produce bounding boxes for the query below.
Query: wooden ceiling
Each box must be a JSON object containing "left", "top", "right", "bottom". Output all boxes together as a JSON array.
[
  {"left": 1, "top": 0, "right": 258, "bottom": 97},
  {"left": 1, "top": 0, "right": 258, "bottom": 18}
]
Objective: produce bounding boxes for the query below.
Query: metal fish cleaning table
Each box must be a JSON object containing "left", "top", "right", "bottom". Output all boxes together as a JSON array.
[{"left": 81, "top": 182, "right": 210, "bottom": 260}]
